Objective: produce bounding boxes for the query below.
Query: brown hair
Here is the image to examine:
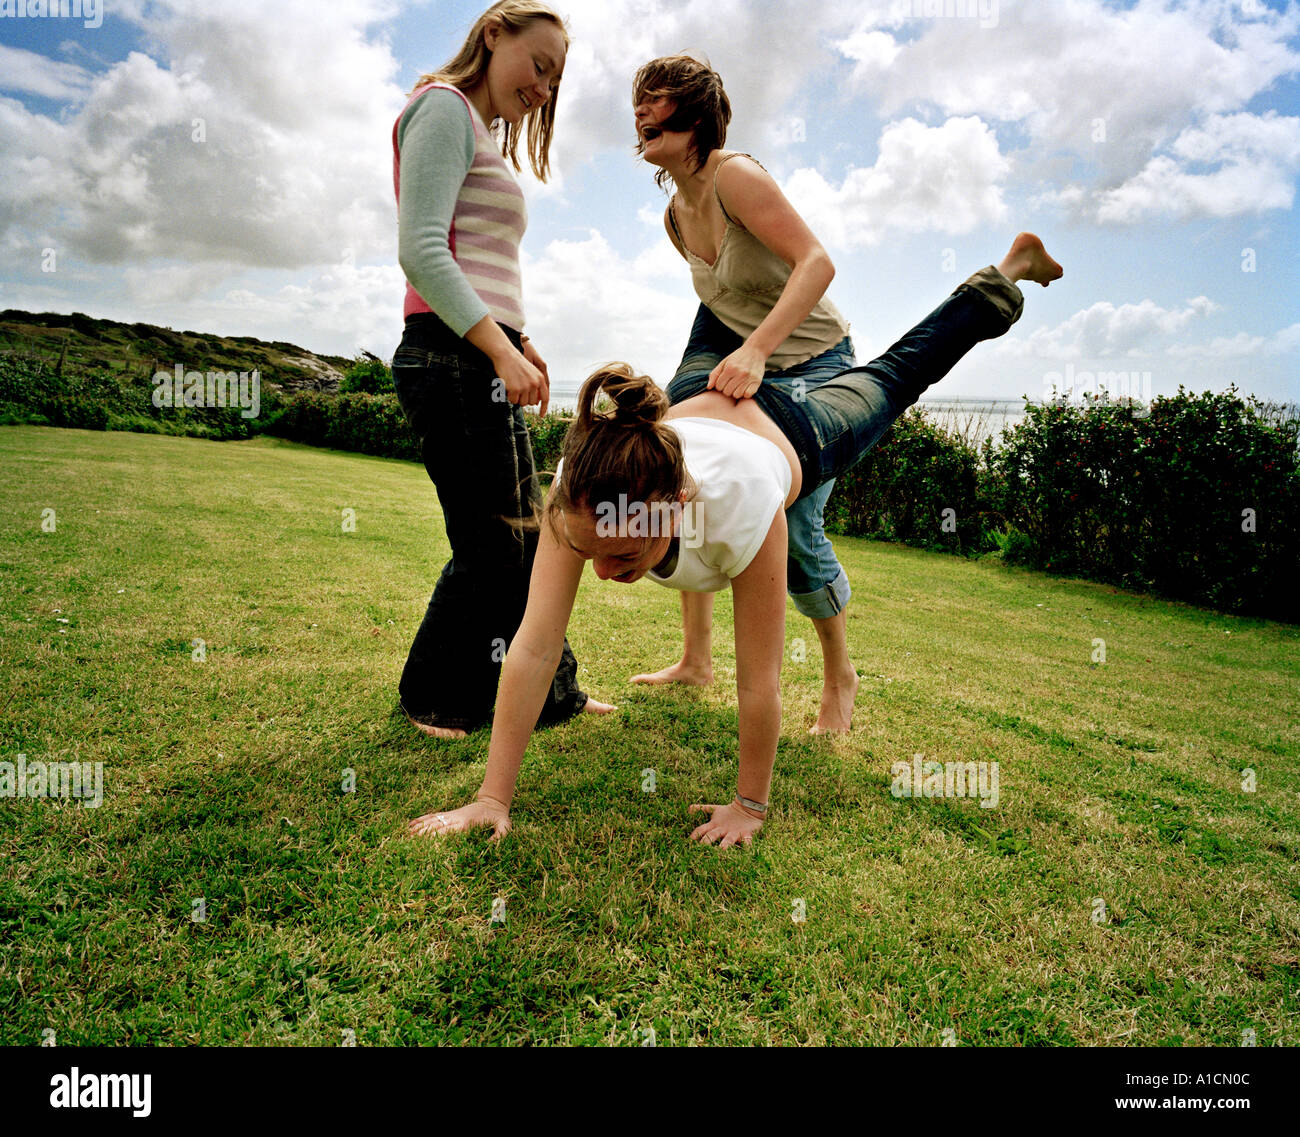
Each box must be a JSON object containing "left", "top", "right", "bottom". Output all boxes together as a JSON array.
[
  {"left": 411, "top": 1, "right": 567, "bottom": 181},
  {"left": 632, "top": 54, "right": 732, "bottom": 190},
  {"left": 544, "top": 363, "right": 694, "bottom": 535}
]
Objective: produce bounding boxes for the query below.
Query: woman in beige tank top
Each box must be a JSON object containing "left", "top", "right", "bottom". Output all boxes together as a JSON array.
[{"left": 628, "top": 55, "right": 862, "bottom": 737}]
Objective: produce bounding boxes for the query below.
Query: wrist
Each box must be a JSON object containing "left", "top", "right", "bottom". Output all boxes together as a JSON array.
[
  {"left": 477, "top": 790, "right": 511, "bottom": 812},
  {"left": 734, "top": 793, "right": 767, "bottom": 820}
]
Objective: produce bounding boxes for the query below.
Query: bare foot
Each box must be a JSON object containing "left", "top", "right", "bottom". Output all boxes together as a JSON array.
[
  {"left": 406, "top": 717, "right": 468, "bottom": 741},
  {"left": 630, "top": 659, "right": 714, "bottom": 686},
  {"left": 809, "top": 669, "right": 859, "bottom": 735},
  {"left": 583, "top": 697, "right": 617, "bottom": 714},
  {"left": 997, "top": 232, "right": 1063, "bottom": 288}
]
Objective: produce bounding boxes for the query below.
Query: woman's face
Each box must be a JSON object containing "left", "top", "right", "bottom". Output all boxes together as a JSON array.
[
  {"left": 562, "top": 506, "right": 676, "bottom": 584},
  {"left": 483, "top": 18, "right": 566, "bottom": 124},
  {"left": 634, "top": 90, "right": 685, "bottom": 165}
]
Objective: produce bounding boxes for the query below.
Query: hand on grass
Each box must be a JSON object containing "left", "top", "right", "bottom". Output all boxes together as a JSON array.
[
  {"left": 409, "top": 797, "right": 511, "bottom": 841},
  {"left": 687, "top": 800, "right": 763, "bottom": 848}
]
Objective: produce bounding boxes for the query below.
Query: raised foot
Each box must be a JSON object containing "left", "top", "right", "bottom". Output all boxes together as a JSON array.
[
  {"left": 630, "top": 660, "right": 714, "bottom": 686},
  {"left": 999, "top": 232, "right": 1064, "bottom": 288},
  {"left": 809, "top": 670, "right": 860, "bottom": 735}
]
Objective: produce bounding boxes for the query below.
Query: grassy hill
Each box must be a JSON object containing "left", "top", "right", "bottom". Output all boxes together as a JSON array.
[
  {"left": 0, "top": 308, "right": 353, "bottom": 394},
  {"left": 2, "top": 425, "right": 1297, "bottom": 1045}
]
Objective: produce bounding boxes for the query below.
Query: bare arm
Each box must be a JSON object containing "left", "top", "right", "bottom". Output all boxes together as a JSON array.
[
  {"left": 410, "top": 499, "right": 583, "bottom": 838},
  {"left": 478, "top": 509, "right": 586, "bottom": 807},
  {"left": 730, "top": 508, "right": 788, "bottom": 806},
  {"left": 687, "top": 507, "right": 787, "bottom": 848},
  {"left": 708, "top": 157, "right": 836, "bottom": 398}
]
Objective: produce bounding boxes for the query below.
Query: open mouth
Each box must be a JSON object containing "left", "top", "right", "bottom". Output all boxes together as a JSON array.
[
  {"left": 519, "top": 91, "right": 532, "bottom": 111},
  {"left": 641, "top": 125, "right": 662, "bottom": 141}
]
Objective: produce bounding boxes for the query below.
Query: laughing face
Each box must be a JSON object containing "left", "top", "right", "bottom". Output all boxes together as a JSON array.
[
  {"left": 482, "top": 18, "right": 566, "bottom": 125},
  {"left": 634, "top": 91, "right": 681, "bottom": 161}
]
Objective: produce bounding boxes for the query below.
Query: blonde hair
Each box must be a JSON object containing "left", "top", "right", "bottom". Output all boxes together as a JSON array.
[
  {"left": 410, "top": 1, "right": 567, "bottom": 181},
  {"left": 544, "top": 363, "right": 695, "bottom": 537}
]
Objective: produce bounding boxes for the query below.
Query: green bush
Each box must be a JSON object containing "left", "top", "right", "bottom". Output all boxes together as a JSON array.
[
  {"left": 267, "top": 389, "right": 419, "bottom": 460},
  {"left": 986, "top": 388, "right": 1299, "bottom": 620},
  {"left": 339, "top": 357, "right": 393, "bottom": 396},
  {"left": 824, "top": 409, "right": 984, "bottom": 553},
  {"left": 528, "top": 412, "right": 572, "bottom": 475}
]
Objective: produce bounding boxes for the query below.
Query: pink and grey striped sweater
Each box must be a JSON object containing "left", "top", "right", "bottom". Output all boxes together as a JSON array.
[{"left": 393, "top": 82, "right": 528, "bottom": 334}]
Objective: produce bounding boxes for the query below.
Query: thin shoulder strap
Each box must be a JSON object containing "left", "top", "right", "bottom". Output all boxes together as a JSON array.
[
  {"left": 712, "top": 152, "right": 767, "bottom": 227},
  {"left": 666, "top": 196, "right": 689, "bottom": 258}
]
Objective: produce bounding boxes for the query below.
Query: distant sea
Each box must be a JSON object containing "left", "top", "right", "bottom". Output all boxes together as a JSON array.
[
  {"left": 546, "top": 387, "right": 1034, "bottom": 448},
  {"left": 544, "top": 388, "right": 1297, "bottom": 451}
]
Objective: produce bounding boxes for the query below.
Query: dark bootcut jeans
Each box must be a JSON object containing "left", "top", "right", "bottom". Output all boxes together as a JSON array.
[{"left": 391, "top": 312, "right": 587, "bottom": 732}]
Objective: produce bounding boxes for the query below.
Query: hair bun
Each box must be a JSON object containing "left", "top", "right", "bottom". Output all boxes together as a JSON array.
[{"left": 578, "top": 362, "right": 667, "bottom": 430}]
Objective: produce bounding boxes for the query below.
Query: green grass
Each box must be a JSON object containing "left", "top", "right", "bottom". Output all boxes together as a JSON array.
[{"left": 2, "top": 425, "right": 1298, "bottom": 1046}]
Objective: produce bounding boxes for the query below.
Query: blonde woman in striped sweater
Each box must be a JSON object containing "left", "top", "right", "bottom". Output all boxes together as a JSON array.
[{"left": 391, "top": 1, "right": 612, "bottom": 738}]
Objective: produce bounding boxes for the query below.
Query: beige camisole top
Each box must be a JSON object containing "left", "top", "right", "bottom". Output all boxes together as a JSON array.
[{"left": 667, "top": 152, "right": 850, "bottom": 371}]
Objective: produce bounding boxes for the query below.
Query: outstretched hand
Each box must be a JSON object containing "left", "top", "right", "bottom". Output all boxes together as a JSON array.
[
  {"left": 687, "top": 800, "right": 764, "bottom": 848},
  {"left": 707, "top": 345, "right": 765, "bottom": 400}
]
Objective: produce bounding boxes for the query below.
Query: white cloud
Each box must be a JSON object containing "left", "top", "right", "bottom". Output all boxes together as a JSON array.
[
  {"left": 0, "top": 0, "right": 405, "bottom": 269},
  {"left": 0, "top": 44, "right": 92, "bottom": 100},
  {"left": 999, "top": 296, "right": 1221, "bottom": 359},
  {"left": 838, "top": 0, "right": 1300, "bottom": 196},
  {"left": 1167, "top": 322, "right": 1300, "bottom": 359},
  {"left": 1096, "top": 112, "right": 1300, "bottom": 222},
  {"left": 522, "top": 229, "right": 698, "bottom": 396},
  {"left": 781, "top": 115, "right": 1009, "bottom": 249}
]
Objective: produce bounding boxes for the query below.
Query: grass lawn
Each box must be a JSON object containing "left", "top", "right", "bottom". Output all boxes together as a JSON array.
[{"left": 1, "top": 424, "right": 1297, "bottom": 1046}]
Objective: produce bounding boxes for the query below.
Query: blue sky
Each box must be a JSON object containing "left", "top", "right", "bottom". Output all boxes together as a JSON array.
[{"left": 1, "top": 0, "right": 1297, "bottom": 409}]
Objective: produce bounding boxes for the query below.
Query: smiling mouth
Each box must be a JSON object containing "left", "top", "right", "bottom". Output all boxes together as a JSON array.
[{"left": 519, "top": 91, "right": 533, "bottom": 111}]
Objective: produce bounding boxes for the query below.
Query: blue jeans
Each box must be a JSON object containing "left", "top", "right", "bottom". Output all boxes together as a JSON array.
[
  {"left": 762, "top": 268, "right": 1021, "bottom": 498},
  {"left": 667, "top": 304, "right": 856, "bottom": 620},
  {"left": 390, "top": 312, "right": 587, "bottom": 732},
  {"left": 669, "top": 268, "right": 1023, "bottom": 572}
]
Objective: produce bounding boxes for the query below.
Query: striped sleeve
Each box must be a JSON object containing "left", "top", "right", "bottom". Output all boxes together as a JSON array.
[{"left": 396, "top": 88, "right": 491, "bottom": 337}]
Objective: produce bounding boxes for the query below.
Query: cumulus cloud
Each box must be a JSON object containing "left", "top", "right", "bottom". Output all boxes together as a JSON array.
[
  {"left": 999, "top": 296, "right": 1221, "bottom": 359},
  {"left": 0, "top": 0, "right": 405, "bottom": 270},
  {"left": 522, "top": 229, "right": 698, "bottom": 395},
  {"left": 838, "top": 0, "right": 1300, "bottom": 208},
  {"left": 1167, "top": 322, "right": 1300, "bottom": 359},
  {"left": 0, "top": 45, "right": 92, "bottom": 101},
  {"left": 1096, "top": 112, "right": 1300, "bottom": 222},
  {"left": 781, "top": 115, "right": 1009, "bottom": 249}
]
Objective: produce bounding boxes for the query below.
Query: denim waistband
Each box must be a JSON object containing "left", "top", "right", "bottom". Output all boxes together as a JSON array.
[{"left": 400, "top": 312, "right": 523, "bottom": 360}]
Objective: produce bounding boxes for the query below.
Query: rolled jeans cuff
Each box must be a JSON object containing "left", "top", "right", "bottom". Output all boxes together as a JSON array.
[
  {"left": 960, "top": 266, "right": 1024, "bottom": 326},
  {"left": 789, "top": 567, "right": 851, "bottom": 620}
]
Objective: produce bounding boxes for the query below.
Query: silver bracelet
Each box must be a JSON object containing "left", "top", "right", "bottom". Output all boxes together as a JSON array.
[{"left": 735, "top": 793, "right": 768, "bottom": 815}]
